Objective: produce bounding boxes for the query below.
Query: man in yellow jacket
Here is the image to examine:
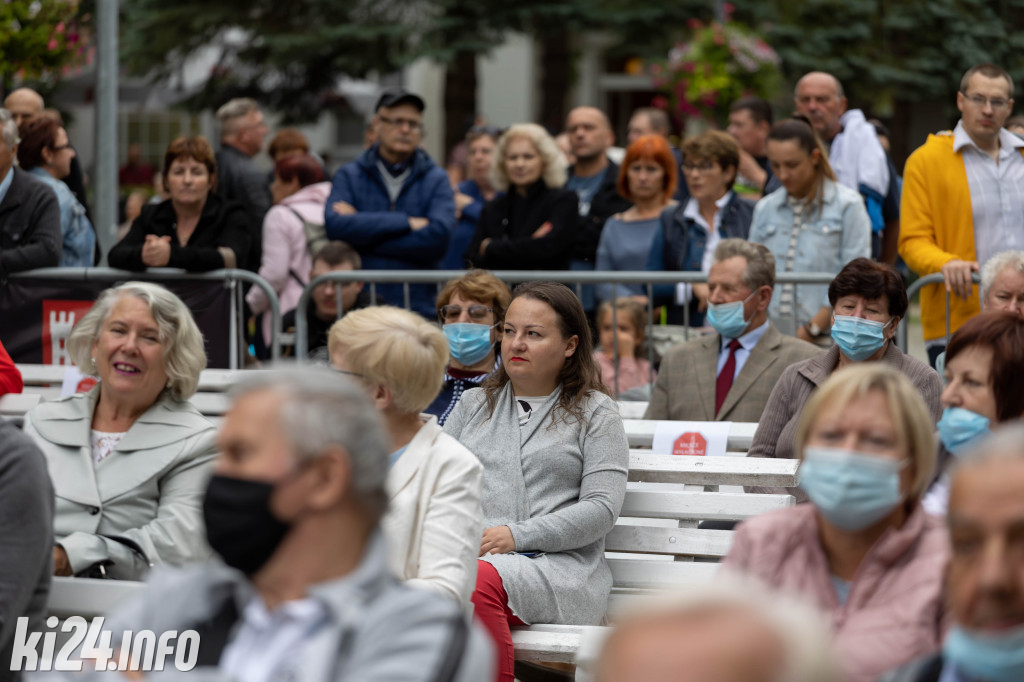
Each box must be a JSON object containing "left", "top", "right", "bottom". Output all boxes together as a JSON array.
[{"left": 899, "top": 63, "right": 1024, "bottom": 366}]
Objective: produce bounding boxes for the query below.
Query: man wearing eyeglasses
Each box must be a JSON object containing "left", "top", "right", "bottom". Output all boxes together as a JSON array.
[
  {"left": 325, "top": 89, "right": 455, "bottom": 318},
  {"left": 900, "top": 63, "right": 1024, "bottom": 367}
]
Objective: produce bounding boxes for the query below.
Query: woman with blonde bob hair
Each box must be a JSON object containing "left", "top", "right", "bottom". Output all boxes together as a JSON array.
[
  {"left": 465, "top": 124, "right": 578, "bottom": 270},
  {"left": 23, "top": 282, "right": 217, "bottom": 580},
  {"left": 724, "top": 364, "right": 947, "bottom": 682},
  {"left": 328, "top": 306, "right": 483, "bottom": 609}
]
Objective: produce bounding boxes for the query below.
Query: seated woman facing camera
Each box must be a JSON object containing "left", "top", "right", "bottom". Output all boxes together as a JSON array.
[
  {"left": 108, "top": 136, "right": 250, "bottom": 271},
  {"left": 328, "top": 306, "right": 483, "bottom": 608},
  {"left": 23, "top": 282, "right": 217, "bottom": 579},
  {"left": 426, "top": 269, "right": 511, "bottom": 426},
  {"left": 443, "top": 282, "right": 629, "bottom": 682},
  {"left": 724, "top": 364, "right": 947, "bottom": 682}
]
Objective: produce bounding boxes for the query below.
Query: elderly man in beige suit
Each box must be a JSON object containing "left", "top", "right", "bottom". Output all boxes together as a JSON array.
[{"left": 645, "top": 240, "right": 818, "bottom": 422}]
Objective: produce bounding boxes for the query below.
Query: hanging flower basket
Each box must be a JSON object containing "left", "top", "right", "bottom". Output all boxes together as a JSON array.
[{"left": 649, "top": 11, "right": 781, "bottom": 127}]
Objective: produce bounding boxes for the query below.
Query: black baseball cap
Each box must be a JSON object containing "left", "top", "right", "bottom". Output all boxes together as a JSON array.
[{"left": 375, "top": 89, "right": 425, "bottom": 113}]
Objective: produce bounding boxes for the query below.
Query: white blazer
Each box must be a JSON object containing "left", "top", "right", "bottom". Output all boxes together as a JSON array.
[{"left": 383, "top": 415, "right": 483, "bottom": 609}]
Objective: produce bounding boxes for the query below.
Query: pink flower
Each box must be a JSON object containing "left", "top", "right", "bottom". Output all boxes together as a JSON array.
[
  {"left": 47, "top": 38, "right": 58, "bottom": 51},
  {"left": 686, "top": 18, "right": 703, "bottom": 30},
  {"left": 652, "top": 96, "right": 669, "bottom": 110},
  {"left": 682, "top": 61, "right": 696, "bottom": 73},
  {"left": 723, "top": 2, "right": 735, "bottom": 19},
  {"left": 713, "top": 34, "right": 725, "bottom": 46},
  {"left": 56, "top": 22, "right": 65, "bottom": 33}
]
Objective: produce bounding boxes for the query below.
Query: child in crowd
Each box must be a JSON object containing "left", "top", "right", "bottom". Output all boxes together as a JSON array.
[{"left": 594, "top": 298, "right": 656, "bottom": 396}]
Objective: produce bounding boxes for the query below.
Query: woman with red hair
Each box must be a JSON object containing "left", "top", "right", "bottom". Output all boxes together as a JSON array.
[{"left": 595, "top": 135, "right": 677, "bottom": 303}]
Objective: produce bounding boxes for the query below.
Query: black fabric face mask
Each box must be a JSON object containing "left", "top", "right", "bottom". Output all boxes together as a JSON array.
[{"left": 203, "top": 474, "right": 293, "bottom": 576}]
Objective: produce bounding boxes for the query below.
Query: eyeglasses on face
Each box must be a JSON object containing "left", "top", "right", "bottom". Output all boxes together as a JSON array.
[
  {"left": 440, "top": 304, "right": 494, "bottom": 322},
  {"left": 682, "top": 161, "right": 717, "bottom": 174},
  {"left": 961, "top": 91, "right": 1011, "bottom": 110},
  {"left": 378, "top": 115, "right": 423, "bottom": 132}
]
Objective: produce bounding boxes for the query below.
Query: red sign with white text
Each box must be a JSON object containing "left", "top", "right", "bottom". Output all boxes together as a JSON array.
[{"left": 673, "top": 432, "right": 708, "bottom": 456}]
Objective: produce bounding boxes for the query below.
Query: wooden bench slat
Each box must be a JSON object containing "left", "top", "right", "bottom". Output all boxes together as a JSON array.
[
  {"left": 621, "top": 489, "right": 792, "bottom": 521},
  {"left": 605, "top": 525, "right": 732, "bottom": 557},
  {"left": 607, "top": 558, "right": 718, "bottom": 590},
  {"left": 47, "top": 576, "right": 143, "bottom": 618},
  {"left": 0, "top": 393, "right": 40, "bottom": 417},
  {"left": 627, "top": 453, "right": 798, "bottom": 487},
  {"left": 511, "top": 625, "right": 599, "bottom": 664}
]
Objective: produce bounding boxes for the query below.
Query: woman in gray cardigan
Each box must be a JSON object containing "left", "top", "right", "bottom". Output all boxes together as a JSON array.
[{"left": 444, "top": 282, "right": 629, "bottom": 682}]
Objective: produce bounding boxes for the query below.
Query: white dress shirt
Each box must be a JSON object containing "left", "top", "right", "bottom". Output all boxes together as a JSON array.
[
  {"left": 675, "top": 192, "right": 733, "bottom": 305},
  {"left": 220, "top": 595, "right": 328, "bottom": 682},
  {"left": 716, "top": 318, "right": 770, "bottom": 382},
  {"left": 953, "top": 120, "right": 1024, "bottom": 268}
]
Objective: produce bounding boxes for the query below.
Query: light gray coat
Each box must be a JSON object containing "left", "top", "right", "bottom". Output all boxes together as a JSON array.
[
  {"left": 28, "top": 534, "right": 494, "bottom": 682},
  {"left": 444, "top": 384, "right": 629, "bottom": 625},
  {"left": 22, "top": 387, "right": 218, "bottom": 579}
]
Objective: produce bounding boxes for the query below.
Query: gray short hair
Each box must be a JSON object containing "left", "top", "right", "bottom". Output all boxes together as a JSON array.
[
  {"left": 713, "top": 238, "right": 776, "bottom": 290},
  {"left": 590, "top": 576, "right": 840, "bottom": 682},
  {"left": 230, "top": 368, "right": 390, "bottom": 520},
  {"left": 216, "top": 98, "right": 260, "bottom": 135},
  {"left": 0, "top": 109, "right": 20, "bottom": 148},
  {"left": 67, "top": 282, "right": 207, "bottom": 400},
  {"left": 981, "top": 250, "right": 1024, "bottom": 294}
]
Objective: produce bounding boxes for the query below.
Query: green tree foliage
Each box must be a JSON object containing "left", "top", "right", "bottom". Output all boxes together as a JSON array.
[{"left": 736, "top": 0, "right": 1024, "bottom": 112}]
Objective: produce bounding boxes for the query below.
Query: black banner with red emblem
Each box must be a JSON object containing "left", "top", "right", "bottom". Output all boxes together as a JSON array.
[{"left": 0, "top": 276, "right": 234, "bottom": 368}]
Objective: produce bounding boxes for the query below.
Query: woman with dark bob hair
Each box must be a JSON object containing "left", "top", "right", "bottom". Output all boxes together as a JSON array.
[
  {"left": 923, "top": 311, "right": 1024, "bottom": 514},
  {"left": 645, "top": 130, "right": 754, "bottom": 325},
  {"left": 109, "top": 136, "right": 251, "bottom": 271},
  {"left": 444, "top": 282, "right": 629, "bottom": 682},
  {"left": 746, "top": 258, "right": 942, "bottom": 494},
  {"left": 17, "top": 116, "right": 96, "bottom": 267}
]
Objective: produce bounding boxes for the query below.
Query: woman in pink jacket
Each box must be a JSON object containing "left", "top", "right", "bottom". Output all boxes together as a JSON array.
[
  {"left": 724, "top": 363, "right": 949, "bottom": 682},
  {"left": 246, "top": 153, "right": 330, "bottom": 349}
]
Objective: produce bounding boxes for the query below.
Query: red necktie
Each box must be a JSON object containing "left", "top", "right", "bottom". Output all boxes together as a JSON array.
[{"left": 715, "top": 339, "right": 742, "bottom": 416}]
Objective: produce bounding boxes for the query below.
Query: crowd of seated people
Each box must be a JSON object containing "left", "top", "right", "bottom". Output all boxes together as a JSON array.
[{"left": 4, "top": 59, "right": 1024, "bottom": 682}]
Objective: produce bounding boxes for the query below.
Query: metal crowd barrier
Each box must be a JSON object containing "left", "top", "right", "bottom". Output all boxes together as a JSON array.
[
  {"left": 294, "top": 270, "right": 839, "bottom": 394},
  {"left": 7, "top": 267, "right": 283, "bottom": 366},
  {"left": 899, "top": 272, "right": 982, "bottom": 352}
]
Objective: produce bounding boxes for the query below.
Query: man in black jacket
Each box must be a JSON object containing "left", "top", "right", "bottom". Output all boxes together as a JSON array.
[
  {"left": 565, "top": 106, "right": 631, "bottom": 314},
  {"left": 0, "top": 109, "right": 60, "bottom": 277}
]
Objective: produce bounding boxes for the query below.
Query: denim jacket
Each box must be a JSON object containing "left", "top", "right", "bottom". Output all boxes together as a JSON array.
[
  {"left": 29, "top": 167, "right": 95, "bottom": 267},
  {"left": 748, "top": 178, "right": 870, "bottom": 334}
]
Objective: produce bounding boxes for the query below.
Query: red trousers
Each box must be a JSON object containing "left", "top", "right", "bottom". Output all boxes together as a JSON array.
[{"left": 472, "top": 560, "right": 526, "bottom": 682}]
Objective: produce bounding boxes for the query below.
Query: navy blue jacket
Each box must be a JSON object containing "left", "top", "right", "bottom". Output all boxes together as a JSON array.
[
  {"left": 325, "top": 145, "right": 454, "bottom": 316},
  {"left": 645, "top": 193, "right": 755, "bottom": 325}
]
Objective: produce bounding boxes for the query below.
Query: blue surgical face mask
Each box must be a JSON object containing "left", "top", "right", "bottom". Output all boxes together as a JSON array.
[
  {"left": 831, "top": 314, "right": 893, "bottom": 362},
  {"left": 944, "top": 624, "right": 1024, "bottom": 682},
  {"left": 937, "top": 407, "right": 991, "bottom": 456},
  {"left": 799, "top": 447, "right": 906, "bottom": 531},
  {"left": 443, "top": 323, "right": 495, "bottom": 366},
  {"left": 706, "top": 292, "right": 756, "bottom": 339}
]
